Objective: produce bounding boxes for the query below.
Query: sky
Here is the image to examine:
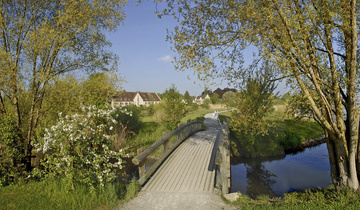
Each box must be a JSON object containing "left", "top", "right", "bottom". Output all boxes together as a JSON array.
[{"left": 107, "top": 1, "right": 288, "bottom": 96}]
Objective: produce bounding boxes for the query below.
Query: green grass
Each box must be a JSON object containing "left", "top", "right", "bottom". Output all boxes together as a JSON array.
[
  {"left": 0, "top": 179, "right": 128, "bottom": 210},
  {"left": 231, "top": 186, "right": 360, "bottom": 209},
  {"left": 131, "top": 106, "right": 226, "bottom": 152},
  {"left": 280, "top": 119, "right": 324, "bottom": 149},
  {"left": 180, "top": 107, "right": 226, "bottom": 124}
]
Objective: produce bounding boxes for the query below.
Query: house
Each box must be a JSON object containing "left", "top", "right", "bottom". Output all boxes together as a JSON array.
[
  {"left": 111, "top": 91, "right": 161, "bottom": 107},
  {"left": 193, "top": 94, "right": 210, "bottom": 105}
]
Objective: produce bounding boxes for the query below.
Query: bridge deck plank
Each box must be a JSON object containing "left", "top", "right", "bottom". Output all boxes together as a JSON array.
[{"left": 142, "top": 116, "right": 220, "bottom": 193}]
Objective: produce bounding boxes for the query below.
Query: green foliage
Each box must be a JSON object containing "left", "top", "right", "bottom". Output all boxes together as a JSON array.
[
  {"left": 230, "top": 76, "right": 277, "bottom": 136},
  {"left": 230, "top": 118, "right": 323, "bottom": 159},
  {"left": 280, "top": 120, "right": 324, "bottom": 149},
  {"left": 233, "top": 186, "right": 360, "bottom": 209},
  {"left": 159, "top": 85, "right": 185, "bottom": 131},
  {"left": 286, "top": 92, "right": 315, "bottom": 120},
  {"left": 222, "top": 91, "right": 237, "bottom": 107},
  {"left": 210, "top": 93, "right": 219, "bottom": 104},
  {"left": 125, "top": 177, "right": 140, "bottom": 200},
  {"left": 113, "top": 105, "right": 142, "bottom": 134},
  {"left": 189, "top": 103, "right": 199, "bottom": 112},
  {"left": 201, "top": 99, "right": 210, "bottom": 109},
  {"left": 32, "top": 106, "right": 127, "bottom": 191},
  {"left": 41, "top": 75, "right": 83, "bottom": 128},
  {"left": 183, "top": 90, "right": 193, "bottom": 105},
  {"left": 162, "top": 0, "right": 360, "bottom": 189},
  {"left": 231, "top": 128, "right": 285, "bottom": 159},
  {"left": 0, "top": 178, "right": 126, "bottom": 209},
  {"left": 0, "top": 0, "right": 126, "bottom": 171},
  {"left": 81, "top": 72, "right": 122, "bottom": 109},
  {"left": 0, "top": 114, "right": 26, "bottom": 186},
  {"left": 131, "top": 122, "right": 164, "bottom": 151}
]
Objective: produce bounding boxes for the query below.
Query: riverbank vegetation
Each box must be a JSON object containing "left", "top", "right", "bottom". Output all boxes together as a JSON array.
[
  {"left": 225, "top": 102, "right": 324, "bottom": 160},
  {"left": 230, "top": 185, "right": 360, "bottom": 209}
]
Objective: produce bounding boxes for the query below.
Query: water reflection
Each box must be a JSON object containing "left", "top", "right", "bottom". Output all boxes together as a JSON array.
[
  {"left": 231, "top": 143, "right": 331, "bottom": 198},
  {"left": 245, "top": 162, "right": 277, "bottom": 198}
]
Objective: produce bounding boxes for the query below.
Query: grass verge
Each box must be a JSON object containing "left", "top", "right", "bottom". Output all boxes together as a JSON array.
[
  {"left": 231, "top": 185, "right": 360, "bottom": 209},
  {"left": 0, "top": 179, "right": 128, "bottom": 210}
]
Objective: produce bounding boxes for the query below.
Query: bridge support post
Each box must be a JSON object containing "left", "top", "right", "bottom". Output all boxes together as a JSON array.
[{"left": 137, "top": 147, "right": 146, "bottom": 178}]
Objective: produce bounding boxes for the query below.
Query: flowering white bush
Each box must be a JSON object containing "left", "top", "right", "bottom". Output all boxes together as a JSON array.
[{"left": 32, "top": 105, "right": 131, "bottom": 191}]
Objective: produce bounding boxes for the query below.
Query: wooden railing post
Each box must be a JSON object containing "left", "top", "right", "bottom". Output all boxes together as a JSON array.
[
  {"left": 137, "top": 147, "right": 145, "bottom": 178},
  {"left": 163, "top": 131, "right": 169, "bottom": 153}
]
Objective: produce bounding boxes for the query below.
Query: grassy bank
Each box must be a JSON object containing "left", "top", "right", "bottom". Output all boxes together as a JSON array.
[
  {"left": 222, "top": 105, "right": 324, "bottom": 159},
  {"left": 230, "top": 185, "right": 360, "bottom": 209},
  {"left": 0, "top": 178, "right": 140, "bottom": 210}
]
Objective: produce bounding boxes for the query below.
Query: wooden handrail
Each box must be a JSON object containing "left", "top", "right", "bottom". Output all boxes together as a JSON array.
[
  {"left": 215, "top": 119, "right": 231, "bottom": 194},
  {"left": 132, "top": 120, "right": 204, "bottom": 185}
]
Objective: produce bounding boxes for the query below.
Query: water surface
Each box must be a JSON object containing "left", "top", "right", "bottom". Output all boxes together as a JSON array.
[{"left": 231, "top": 143, "right": 331, "bottom": 197}]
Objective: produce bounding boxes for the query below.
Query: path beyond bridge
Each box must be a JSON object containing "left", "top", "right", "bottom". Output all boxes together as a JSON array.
[{"left": 119, "top": 113, "right": 235, "bottom": 210}]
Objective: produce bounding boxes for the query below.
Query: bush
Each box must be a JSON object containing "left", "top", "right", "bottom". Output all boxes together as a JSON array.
[
  {"left": 189, "top": 103, "right": 199, "bottom": 112},
  {"left": 201, "top": 99, "right": 210, "bottom": 109},
  {"left": 113, "top": 105, "right": 142, "bottom": 134},
  {"left": 0, "top": 114, "right": 26, "bottom": 186},
  {"left": 32, "top": 106, "right": 128, "bottom": 191},
  {"left": 281, "top": 130, "right": 304, "bottom": 148}
]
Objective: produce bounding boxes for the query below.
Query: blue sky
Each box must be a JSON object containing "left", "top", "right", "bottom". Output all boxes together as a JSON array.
[{"left": 107, "top": 1, "right": 287, "bottom": 96}]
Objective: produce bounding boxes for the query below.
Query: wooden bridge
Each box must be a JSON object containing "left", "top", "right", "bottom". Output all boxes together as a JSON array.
[{"left": 120, "top": 113, "right": 232, "bottom": 209}]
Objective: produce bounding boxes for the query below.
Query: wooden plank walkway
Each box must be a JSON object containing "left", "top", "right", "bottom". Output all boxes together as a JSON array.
[
  {"left": 142, "top": 114, "right": 221, "bottom": 192},
  {"left": 119, "top": 113, "right": 234, "bottom": 210}
]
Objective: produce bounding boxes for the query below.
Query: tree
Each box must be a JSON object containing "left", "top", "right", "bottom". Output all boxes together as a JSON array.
[
  {"left": 81, "top": 72, "right": 122, "bottom": 109},
  {"left": 0, "top": 0, "right": 126, "bottom": 170},
  {"left": 161, "top": 0, "right": 360, "bottom": 189},
  {"left": 210, "top": 93, "right": 219, "bottom": 104},
  {"left": 0, "top": 114, "right": 26, "bottom": 186},
  {"left": 222, "top": 91, "right": 237, "bottom": 108},
  {"left": 201, "top": 99, "right": 210, "bottom": 109},
  {"left": 159, "top": 84, "right": 185, "bottom": 131},
  {"left": 231, "top": 76, "right": 276, "bottom": 136},
  {"left": 183, "top": 90, "right": 193, "bottom": 105},
  {"left": 40, "top": 75, "right": 82, "bottom": 128}
]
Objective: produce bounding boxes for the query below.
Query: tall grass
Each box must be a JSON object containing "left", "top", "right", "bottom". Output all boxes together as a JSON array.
[
  {"left": 130, "top": 121, "right": 165, "bottom": 152},
  {"left": 0, "top": 179, "right": 126, "bottom": 210}
]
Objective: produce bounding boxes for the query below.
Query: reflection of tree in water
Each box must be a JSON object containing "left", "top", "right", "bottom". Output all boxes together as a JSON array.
[{"left": 245, "top": 162, "right": 277, "bottom": 199}]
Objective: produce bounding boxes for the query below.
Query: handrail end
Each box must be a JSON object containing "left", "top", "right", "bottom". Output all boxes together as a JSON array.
[{"left": 132, "top": 158, "right": 140, "bottom": 165}]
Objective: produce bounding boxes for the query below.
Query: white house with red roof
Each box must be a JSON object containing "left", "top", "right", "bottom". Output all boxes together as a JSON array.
[{"left": 111, "top": 91, "right": 161, "bottom": 107}]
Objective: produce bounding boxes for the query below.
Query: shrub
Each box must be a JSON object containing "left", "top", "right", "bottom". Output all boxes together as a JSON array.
[
  {"left": 281, "top": 130, "right": 303, "bottom": 148},
  {"left": 32, "top": 106, "right": 128, "bottom": 192},
  {"left": 189, "top": 103, "right": 199, "bottom": 112},
  {"left": 0, "top": 114, "right": 26, "bottom": 186},
  {"left": 201, "top": 99, "right": 210, "bottom": 109},
  {"left": 113, "top": 105, "right": 142, "bottom": 134}
]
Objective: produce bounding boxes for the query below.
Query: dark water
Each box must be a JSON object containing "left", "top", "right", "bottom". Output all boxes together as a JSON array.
[{"left": 231, "top": 143, "right": 331, "bottom": 198}]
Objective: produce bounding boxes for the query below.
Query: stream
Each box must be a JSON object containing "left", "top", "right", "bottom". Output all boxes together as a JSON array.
[{"left": 231, "top": 143, "right": 332, "bottom": 198}]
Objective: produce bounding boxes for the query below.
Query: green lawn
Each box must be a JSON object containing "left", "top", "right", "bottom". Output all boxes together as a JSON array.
[{"left": 0, "top": 179, "right": 132, "bottom": 210}]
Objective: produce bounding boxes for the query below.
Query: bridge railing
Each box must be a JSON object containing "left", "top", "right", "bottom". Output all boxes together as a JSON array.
[
  {"left": 215, "top": 119, "right": 231, "bottom": 194},
  {"left": 132, "top": 120, "right": 204, "bottom": 185}
]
